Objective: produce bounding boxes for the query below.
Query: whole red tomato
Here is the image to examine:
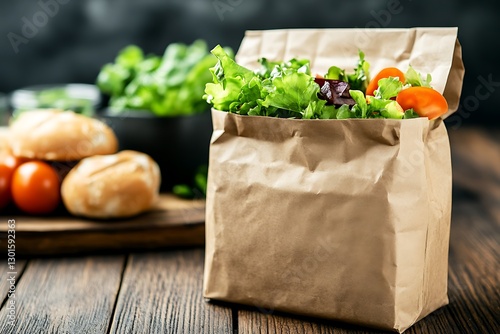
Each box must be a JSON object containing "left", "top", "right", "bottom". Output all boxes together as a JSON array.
[
  {"left": 0, "top": 154, "right": 27, "bottom": 209},
  {"left": 11, "top": 161, "right": 61, "bottom": 215}
]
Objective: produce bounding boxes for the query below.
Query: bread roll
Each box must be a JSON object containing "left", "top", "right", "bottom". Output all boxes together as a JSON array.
[
  {"left": 61, "top": 150, "right": 161, "bottom": 219},
  {"left": 8, "top": 109, "right": 118, "bottom": 161}
]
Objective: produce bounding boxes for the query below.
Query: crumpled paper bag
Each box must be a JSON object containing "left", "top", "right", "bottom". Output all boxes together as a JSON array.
[{"left": 203, "top": 27, "right": 464, "bottom": 333}]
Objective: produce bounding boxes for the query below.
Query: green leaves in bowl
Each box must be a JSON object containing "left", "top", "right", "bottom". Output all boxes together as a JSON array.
[{"left": 97, "top": 40, "right": 233, "bottom": 117}]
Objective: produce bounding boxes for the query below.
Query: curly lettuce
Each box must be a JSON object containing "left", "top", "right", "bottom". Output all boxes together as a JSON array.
[{"left": 204, "top": 46, "right": 427, "bottom": 120}]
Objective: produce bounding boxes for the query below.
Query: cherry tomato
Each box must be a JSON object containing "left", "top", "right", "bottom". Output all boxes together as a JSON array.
[
  {"left": 396, "top": 86, "right": 448, "bottom": 120},
  {"left": 366, "top": 67, "right": 406, "bottom": 96},
  {"left": 11, "top": 161, "right": 61, "bottom": 215},
  {"left": 0, "top": 155, "right": 27, "bottom": 209}
]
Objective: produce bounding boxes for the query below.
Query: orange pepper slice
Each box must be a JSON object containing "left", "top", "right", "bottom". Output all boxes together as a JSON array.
[{"left": 396, "top": 86, "right": 448, "bottom": 120}]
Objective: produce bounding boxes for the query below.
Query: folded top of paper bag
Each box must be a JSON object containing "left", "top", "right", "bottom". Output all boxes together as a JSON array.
[{"left": 235, "top": 27, "right": 464, "bottom": 118}]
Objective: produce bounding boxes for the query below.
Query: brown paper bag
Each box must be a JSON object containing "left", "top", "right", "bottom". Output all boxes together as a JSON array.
[{"left": 203, "top": 28, "right": 464, "bottom": 333}]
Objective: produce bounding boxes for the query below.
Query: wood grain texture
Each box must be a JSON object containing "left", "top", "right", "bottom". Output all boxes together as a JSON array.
[
  {"left": 109, "top": 248, "right": 233, "bottom": 334},
  {"left": 238, "top": 310, "right": 385, "bottom": 334},
  {"left": 0, "top": 256, "right": 125, "bottom": 334},
  {"left": 0, "top": 194, "right": 206, "bottom": 255}
]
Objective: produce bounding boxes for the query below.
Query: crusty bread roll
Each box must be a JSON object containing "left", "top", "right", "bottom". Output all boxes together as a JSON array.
[
  {"left": 8, "top": 109, "right": 118, "bottom": 161},
  {"left": 61, "top": 150, "right": 161, "bottom": 219}
]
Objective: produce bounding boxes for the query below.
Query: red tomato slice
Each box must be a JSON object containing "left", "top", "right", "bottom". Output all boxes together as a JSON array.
[
  {"left": 366, "top": 67, "right": 406, "bottom": 96},
  {"left": 396, "top": 87, "right": 448, "bottom": 120}
]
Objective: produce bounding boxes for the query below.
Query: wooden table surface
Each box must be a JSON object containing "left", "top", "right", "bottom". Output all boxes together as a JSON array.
[{"left": 0, "top": 127, "right": 499, "bottom": 334}]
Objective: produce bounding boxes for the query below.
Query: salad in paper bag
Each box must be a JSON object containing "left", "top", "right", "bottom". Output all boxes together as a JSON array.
[{"left": 204, "top": 45, "right": 448, "bottom": 120}]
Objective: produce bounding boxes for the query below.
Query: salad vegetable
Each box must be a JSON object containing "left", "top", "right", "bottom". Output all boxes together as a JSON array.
[
  {"left": 97, "top": 40, "right": 233, "bottom": 117},
  {"left": 203, "top": 46, "right": 449, "bottom": 120},
  {"left": 323, "top": 50, "right": 370, "bottom": 92},
  {"left": 396, "top": 86, "right": 448, "bottom": 120},
  {"left": 365, "top": 67, "right": 405, "bottom": 96},
  {"left": 404, "top": 65, "right": 433, "bottom": 88}
]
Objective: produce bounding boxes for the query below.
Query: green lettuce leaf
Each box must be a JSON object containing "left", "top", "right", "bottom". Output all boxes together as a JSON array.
[
  {"left": 349, "top": 90, "right": 367, "bottom": 118},
  {"left": 205, "top": 78, "right": 247, "bottom": 111},
  {"left": 263, "top": 71, "right": 323, "bottom": 118},
  {"left": 116, "top": 45, "right": 144, "bottom": 69},
  {"left": 257, "top": 58, "right": 310, "bottom": 78},
  {"left": 209, "top": 45, "right": 255, "bottom": 86},
  {"left": 375, "top": 77, "right": 403, "bottom": 99},
  {"left": 236, "top": 77, "right": 268, "bottom": 115},
  {"left": 203, "top": 45, "right": 257, "bottom": 113},
  {"left": 336, "top": 104, "right": 356, "bottom": 119},
  {"left": 303, "top": 100, "right": 328, "bottom": 119},
  {"left": 96, "top": 63, "right": 130, "bottom": 97},
  {"left": 380, "top": 100, "right": 404, "bottom": 119},
  {"left": 319, "top": 105, "right": 338, "bottom": 119},
  {"left": 324, "top": 66, "right": 345, "bottom": 80},
  {"left": 403, "top": 108, "right": 420, "bottom": 119},
  {"left": 346, "top": 50, "right": 370, "bottom": 92},
  {"left": 405, "top": 65, "right": 432, "bottom": 87}
]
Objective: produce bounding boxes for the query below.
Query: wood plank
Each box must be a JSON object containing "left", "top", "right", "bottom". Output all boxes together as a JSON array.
[
  {"left": 446, "top": 202, "right": 500, "bottom": 332},
  {"left": 238, "top": 309, "right": 380, "bottom": 334},
  {"left": 109, "top": 248, "right": 233, "bottom": 334},
  {"left": 0, "top": 256, "right": 125, "bottom": 334},
  {"left": 0, "top": 194, "right": 206, "bottom": 256}
]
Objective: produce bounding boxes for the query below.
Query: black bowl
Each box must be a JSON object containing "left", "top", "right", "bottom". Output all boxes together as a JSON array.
[{"left": 98, "top": 109, "right": 213, "bottom": 191}]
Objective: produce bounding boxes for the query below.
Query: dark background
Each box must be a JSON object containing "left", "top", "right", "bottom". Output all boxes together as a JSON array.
[{"left": 0, "top": 0, "right": 499, "bottom": 127}]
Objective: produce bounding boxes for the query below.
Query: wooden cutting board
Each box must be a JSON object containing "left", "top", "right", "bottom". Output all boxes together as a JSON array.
[{"left": 0, "top": 194, "right": 205, "bottom": 256}]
